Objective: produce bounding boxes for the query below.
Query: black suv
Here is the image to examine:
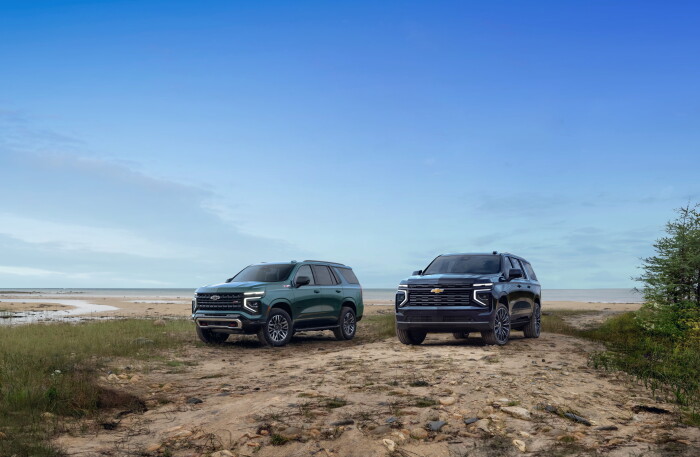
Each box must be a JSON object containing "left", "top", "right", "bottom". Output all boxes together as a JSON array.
[{"left": 394, "top": 252, "right": 541, "bottom": 345}]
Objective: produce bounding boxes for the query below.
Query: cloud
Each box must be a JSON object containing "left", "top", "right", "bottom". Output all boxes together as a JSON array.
[{"left": 0, "top": 213, "right": 192, "bottom": 259}]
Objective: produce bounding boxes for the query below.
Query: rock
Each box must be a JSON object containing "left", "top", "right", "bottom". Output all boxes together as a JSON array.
[
  {"left": 107, "top": 373, "right": 120, "bottom": 382},
  {"left": 513, "top": 439, "right": 526, "bottom": 452},
  {"left": 279, "top": 427, "right": 302, "bottom": 440},
  {"left": 383, "top": 439, "right": 396, "bottom": 451},
  {"left": 463, "top": 417, "right": 480, "bottom": 425},
  {"left": 0, "top": 431, "right": 6, "bottom": 440},
  {"left": 386, "top": 416, "right": 398, "bottom": 423},
  {"left": 439, "top": 397, "right": 456, "bottom": 406},
  {"left": 518, "top": 431, "right": 531, "bottom": 438},
  {"left": 153, "top": 319, "right": 167, "bottom": 326},
  {"left": 410, "top": 428, "right": 429, "bottom": 440},
  {"left": 41, "top": 412, "right": 54, "bottom": 420},
  {"left": 563, "top": 412, "right": 591, "bottom": 426},
  {"left": 161, "top": 383, "right": 173, "bottom": 391},
  {"left": 186, "top": 397, "right": 203, "bottom": 405},
  {"left": 427, "top": 421, "right": 446, "bottom": 432},
  {"left": 632, "top": 405, "right": 671, "bottom": 414},
  {"left": 594, "top": 425, "right": 619, "bottom": 431},
  {"left": 211, "top": 451, "right": 234, "bottom": 457},
  {"left": 130, "top": 375, "right": 141, "bottom": 383},
  {"left": 501, "top": 406, "right": 531, "bottom": 421},
  {"left": 309, "top": 428, "right": 321, "bottom": 439},
  {"left": 145, "top": 443, "right": 161, "bottom": 452},
  {"left": 371, "top": 425, "right": 392, "bottom": 436},
  {"left": 474, "top": 419, "right": 491, "bottom": 434},
  {"left": 331, "top": 419, "right": 354, "bottom": 426}
]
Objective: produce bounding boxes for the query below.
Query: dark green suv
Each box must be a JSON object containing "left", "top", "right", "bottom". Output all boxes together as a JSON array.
[{"left": 192, "top": 260, "right": 363, "bottom": 347}]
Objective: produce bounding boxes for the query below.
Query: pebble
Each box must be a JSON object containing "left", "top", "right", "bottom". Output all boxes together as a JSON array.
[
  {"left": 474, "top": 419, "right": 491, "bottom": 434},
  {"left": 463, "top": 417, "right": 480, "bottom": 425},
  {"left": 439, "top": 397, "right": 456, "bottom": 406},
  {"left": 210, "top": 451, "right": 234, "bottom": 457},
  {"left": 383, "top": 439, "right": 396, "bottom": 451},
  {"left": 513, "top": 439, "right": 526, "bottom": 452},
  {"left": 145, "top": 443, "right": 161, "bottom": 452},
  {"left": 371, "top": 425, "right": 391, "bottom": 436},
  {"left": 279, "top": 427, "right": 302, "bottom": 440},
  {"left": 594, "top": 425, "right": 619, "bottom": 431},
  {"left": 501, "top": 406, "right": 531, "bottom": 421},
  {"left": 564, "top": 412, "right": 592, "bottom": 426},
  {"left": 186, "top": 397, "right": 203, "bottom": 405},
  {"left": 427, "top": 421, "right": 446, "bottom": 431},
  {"left": 410, "top": 428, "right": 429, "bottom": 440}
]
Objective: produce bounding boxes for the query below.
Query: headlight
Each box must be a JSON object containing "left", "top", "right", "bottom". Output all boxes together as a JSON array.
[
  {"left": 395, "top": 289, "right": 408, "bottom": 308},
  {"left": 243, "top": 291, "right": 265, "bottom": 313},
  {"left": 473, "top": 289, "right": 492, "bottom": 307}
]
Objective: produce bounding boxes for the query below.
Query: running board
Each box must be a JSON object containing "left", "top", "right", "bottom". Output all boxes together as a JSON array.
[{"left": 294, "top": 325, "right": 340, "bottom": 332}]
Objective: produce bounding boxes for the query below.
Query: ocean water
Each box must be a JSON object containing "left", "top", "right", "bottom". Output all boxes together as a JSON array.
[{"left": 0, "top": 287, "right": 643, "bottom": 303}]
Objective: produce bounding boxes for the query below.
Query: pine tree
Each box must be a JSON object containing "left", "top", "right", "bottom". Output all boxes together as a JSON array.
[{"left": 636, "top": 204, "right": 700, "bottom": 338}]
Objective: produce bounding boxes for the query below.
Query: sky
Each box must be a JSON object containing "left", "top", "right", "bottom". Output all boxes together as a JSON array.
[{"left": 1, "top": 0, "right": 699, "bottom": 289}]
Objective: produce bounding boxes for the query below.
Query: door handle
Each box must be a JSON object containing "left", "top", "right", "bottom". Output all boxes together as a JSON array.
[
  {"left": 517, "top": 285, "right": 522, "bottom": 288},
  {"left": 336, "top": 290, "right": 341, "bottom": 293},
  {"left": 527, "top": 286, "right": 531, "bottom": 289},
  {"left": 314, "top": 289, "right": 320, "bottom": 294}
]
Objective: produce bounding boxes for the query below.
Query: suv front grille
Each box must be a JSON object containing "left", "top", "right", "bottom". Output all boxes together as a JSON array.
[
  {"left": 407, "top": 285, "right": 472, "bottom": 306},
  {"left": 196, "top": 293, "right": 244, "bottom": 311}
]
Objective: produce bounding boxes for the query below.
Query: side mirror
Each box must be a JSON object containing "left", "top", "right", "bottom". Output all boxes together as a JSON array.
[
  {"left": 508, "top": 268, "right": 523, "bottom": 280},
  {"left": 412, "top": 270, "right": 423, "bottom": 276},
  {"left": 295, "top": 276, "right": 311, "bottom": 287}
]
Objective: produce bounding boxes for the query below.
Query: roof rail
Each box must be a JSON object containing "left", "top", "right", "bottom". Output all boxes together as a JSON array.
[{"left": 303, "top": 260, "right": 347, "bottom": 266}]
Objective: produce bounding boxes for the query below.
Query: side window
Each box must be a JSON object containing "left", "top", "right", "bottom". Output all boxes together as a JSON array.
[
  {"left": 311, "top": 265, "right": 334, "bottom": 286},
  {"left": 523, "top": 262, "right": 538, "bottom": 281},
  {"left": 328, "top": 267, "right": 341, "bottom": 285},
  {"left": 337, "top": 268, "right": 360, "bottom": 284},
  {"left": 295, "top": 265, "right": 315, "bottom": 285},
  {"left": 509, "top": 257, "right": 524, "bottom": 273}
]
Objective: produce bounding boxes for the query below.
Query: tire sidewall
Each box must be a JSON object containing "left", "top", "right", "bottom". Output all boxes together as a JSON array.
[
  {"left": 491, "top": 303, "right": 511, "bottom": 345},
  {"left": 340, "top": 307, "right": 356, "bottom": 339},
  {"left": 263, "top": 308, "right": 293, "bottom": 346}
]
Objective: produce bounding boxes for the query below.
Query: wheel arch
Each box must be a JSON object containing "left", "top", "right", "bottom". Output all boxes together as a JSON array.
[{"left": 268, "top": 299, "right": 293, "bottom": 319}]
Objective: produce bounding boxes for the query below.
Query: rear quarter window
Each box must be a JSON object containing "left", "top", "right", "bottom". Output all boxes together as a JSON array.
[
  {"left": 523, "top": 262, "right": 538, "bottom": 281},
  {"left": 336, "top": 267, "right": 360, "bottom": 284}
]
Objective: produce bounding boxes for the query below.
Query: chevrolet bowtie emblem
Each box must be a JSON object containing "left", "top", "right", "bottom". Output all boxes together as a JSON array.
[
  {"left": 430, "top": 288, "right": 444, "bottom": 294},
  {"left": 210, "top": 295, "right": 221, "bottom": 300}
]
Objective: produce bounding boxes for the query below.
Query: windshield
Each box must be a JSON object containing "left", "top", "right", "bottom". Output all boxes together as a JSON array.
[
  {"left": 423, "top": 255, "right": 501, "bottom": 275},
  {"left": 229, "top": 264, "right": 295, "bottom": 283}
]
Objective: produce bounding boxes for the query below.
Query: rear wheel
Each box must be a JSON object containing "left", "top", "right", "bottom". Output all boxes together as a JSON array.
[
  {"left": 523, "top": 303, "right": 541, "bottom": 338},
  {"left": 452, "top": 332, "right": 469, "bottom": 339},
  {"left": 257, "top": 308, "right": 293, "bottom": 347},
  {"left": 396, "top": 327, "right": 427, "bottom": 345},
  {"left": 481, "top": 303, "right": 511, "bottom": 345},
  {"left": 333, "top": 306, "right": 357, "bottom": 340},
  {"left": 196, "top": 326, "right": 229, "bottom": 344}
]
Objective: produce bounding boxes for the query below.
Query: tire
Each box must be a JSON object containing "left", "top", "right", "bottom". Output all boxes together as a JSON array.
[
  {"left": 452, "top": 332, "right": 469, "bottom": 340},
  {"left": 196, "top": 326, "right": 229, "bottom": 344},
  {"left": 257, "top": 308, "right": 293, "bottom": 347},
  {"left": 333, "top": 306, "right": 357, "bottom": 341},
  {"left": 396, "top": 327, "right": 427, "bottom": 345},
  {"left": 523, "top": 303, "right": 541, "bottom": 338},
  {"left": 481, "top": 303, "right": 511, "bottom": 345}
]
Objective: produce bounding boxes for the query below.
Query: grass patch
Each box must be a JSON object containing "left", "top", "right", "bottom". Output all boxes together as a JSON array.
[
  {"left": 269, "top": 434, "right": 289, "bottom": 446},
  {"left": 543, "top": 309, "right": 700, "bottom": 421},
  {"left": 413, "top": 397, "right": 437, "bottom": 408},
  {"left": 0, "top": 319, "right": 193, "bottom": 456},
  {"left": 408, "top": 380, "right": 430, "bottom": 387},
  {"left": 360, "top": 313, "right": 396, "bottom": 340},
  {"left": 324, "top": 397, "right": 348, "bottom": 409}
]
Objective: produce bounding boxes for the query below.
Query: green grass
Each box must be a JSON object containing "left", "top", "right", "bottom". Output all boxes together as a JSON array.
[
  {"left": 0, "top": 319, "right": 194, "bottom": 457},
  {"left": 360, "top": 313, "right": 396, "bottom": 340},
  {"left": 543, "top": 309, "right": 700, "bottom": 423}
]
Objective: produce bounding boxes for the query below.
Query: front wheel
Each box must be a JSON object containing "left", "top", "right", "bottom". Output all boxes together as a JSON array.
[
  {"left": 257, "top": 309, "right": 293, "bottom": 347},
  {"left": 523, "top": 303, "right": 541, "bottom": 338},
  {"left": 396, "top": 327, "right": 427, "bottom": 345},
  {"left": 481, "top": 303, "right": 511, "bottom": 345},
  {"left": 333, "top": 306, "right": 357, "bottom": 340},
  {"left": 196, "top": 326, "right": 229, "bottom": 344}
]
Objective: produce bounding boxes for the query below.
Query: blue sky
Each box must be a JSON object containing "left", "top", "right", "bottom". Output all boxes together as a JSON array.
[{"left": 0, "top": 0, "right": 698, "bottom": 289}]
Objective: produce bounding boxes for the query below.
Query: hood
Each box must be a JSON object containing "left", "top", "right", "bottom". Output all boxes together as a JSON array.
[
  {"left": 196, "top": 281, "right": 268, "bottom": 293},
  {"left": 403, "top": 273, "right": 499, "bottom": 286}
]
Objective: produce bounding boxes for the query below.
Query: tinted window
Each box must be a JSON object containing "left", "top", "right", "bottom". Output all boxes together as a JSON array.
[
  {"left": 509, "top": 258, "right": 526, "bottom": 277},
  {"left": 523, "top": 262, "right": 538, "bottom": 280},
  {"left": 294, "top": 265, "right": 315, "bottom": 285},
  {"left": 424, "top": 255, "right": 501, "bottom": 275},
  {"left": 337, "top": 268, "right": 360, "bottom": 284},
  {"left": 230, "top": 264, "right": 295, "bottom": 282},
  {"left": 311, "top": 265, "right": 335, "bottom": 285}
]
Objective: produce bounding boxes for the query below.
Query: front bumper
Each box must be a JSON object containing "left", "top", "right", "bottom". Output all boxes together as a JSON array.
[
  {"left": 192, "top": 312, "right": 263, "bottom": 334},
  {"left": 395, "top": 306, "right": 493, "bottom": 332}
]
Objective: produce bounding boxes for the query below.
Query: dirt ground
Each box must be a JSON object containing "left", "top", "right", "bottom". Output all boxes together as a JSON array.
[{"left": 5, "top": 293, "right": 696, "bottom": 456}]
